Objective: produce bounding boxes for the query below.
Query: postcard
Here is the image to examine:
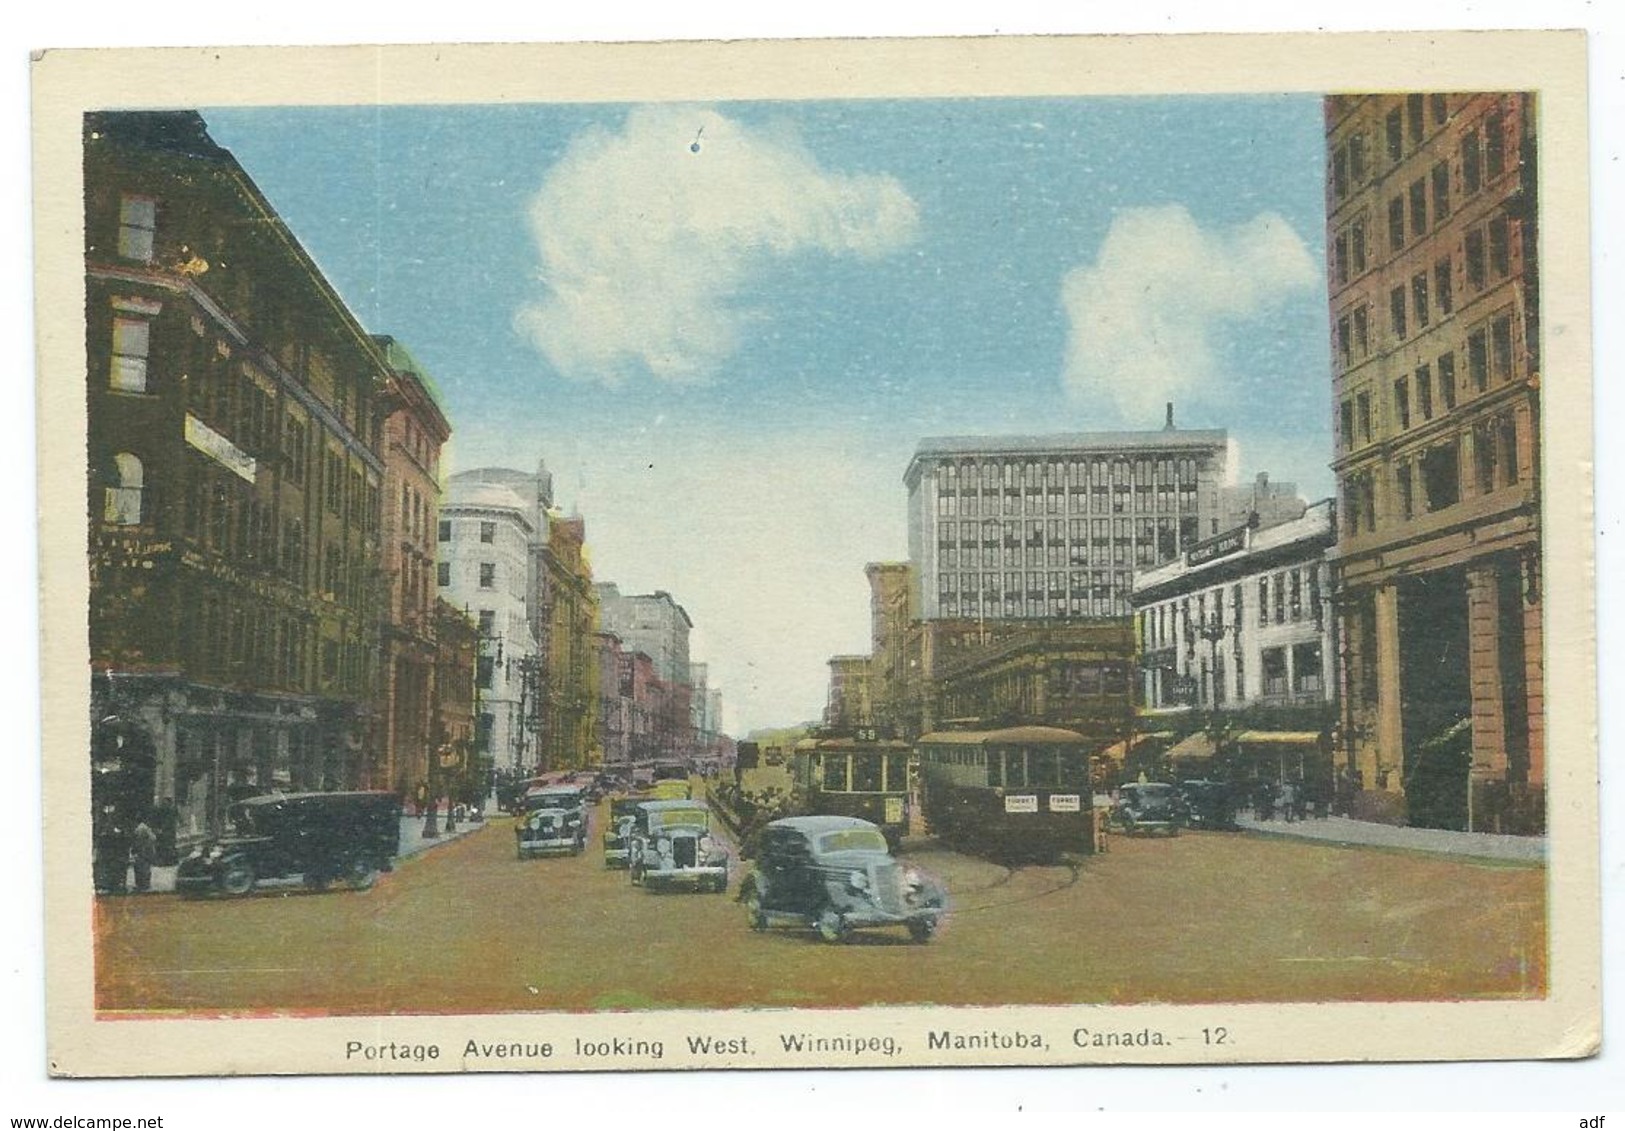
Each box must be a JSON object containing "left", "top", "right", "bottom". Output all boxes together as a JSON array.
[{"left": 31, "top": 31, "right": 1598, "bottom": 1077}]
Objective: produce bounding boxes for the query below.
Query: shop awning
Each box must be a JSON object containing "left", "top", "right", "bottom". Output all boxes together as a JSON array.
[
  {"left": 1097, "top": 731, "right": 1174, "bottom": 763},
  {"left": 1231, "top": 730, "right": 1323, "bottom": 746},
  {"left": 1165, "top": 731, "right": 1217, "bottom": 761}
]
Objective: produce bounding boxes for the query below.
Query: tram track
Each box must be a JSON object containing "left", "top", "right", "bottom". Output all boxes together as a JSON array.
[{"left": 946, "top": 855, "right": 1083, "bottom": 915}]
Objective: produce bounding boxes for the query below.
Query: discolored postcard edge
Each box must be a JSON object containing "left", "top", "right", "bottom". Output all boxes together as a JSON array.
[{"left": 32, "top": 31, "right": 1598, "bottom": 1077}]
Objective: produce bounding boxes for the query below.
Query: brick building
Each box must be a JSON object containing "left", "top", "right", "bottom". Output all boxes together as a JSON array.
[{"left": 1325, "top": 92, "right": 1542, "bottom": 831}]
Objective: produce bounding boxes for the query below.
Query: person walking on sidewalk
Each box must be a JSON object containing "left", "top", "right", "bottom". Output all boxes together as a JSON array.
[{"left": 129, "top": 818, "right": 157, "bottom": 893}]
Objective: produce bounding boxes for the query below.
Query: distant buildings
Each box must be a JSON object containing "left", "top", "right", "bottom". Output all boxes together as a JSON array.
[
  {"left": 904, "top": 413, "right": 1229, "bottom": 623},
  {"left": 824, "top": 656, "right": 872, "bottom": 731},
  {"left": 1325, "top": 92, "right": 1543, "bottom": 831}
]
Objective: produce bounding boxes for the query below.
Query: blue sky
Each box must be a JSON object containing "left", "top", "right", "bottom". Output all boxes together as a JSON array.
[{"left": 204, "top": 96, "right": 1333, "bottom": 733}]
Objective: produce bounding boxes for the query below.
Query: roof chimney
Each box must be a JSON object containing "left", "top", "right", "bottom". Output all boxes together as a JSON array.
[{"left": 1164, "top": 402, "right": 1175, "bottom": 430}]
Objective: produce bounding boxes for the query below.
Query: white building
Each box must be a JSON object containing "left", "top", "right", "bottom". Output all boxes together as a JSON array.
[
  {"left": 438, "top": 476, "right": 542, "bottom": 774},
  {"left": 1131, "top": 500, "right": 1337, "bottom": 716}
]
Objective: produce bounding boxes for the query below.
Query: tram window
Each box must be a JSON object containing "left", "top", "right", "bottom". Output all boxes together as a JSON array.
[
  {"left": 1029, "top": 749, "right": 1060, "bottom": 787},
  {"left": 851, "top": 755, "right": 882, "bottom": 792},
  {"left": 822, "top": 755, "right": 848, "bottom": 792},
  {"left": 1059, "top": 749, "right": 1087, "bottom": 785},
  {"left": 884, "top": 753, "right": 908, "bottom": 792}
]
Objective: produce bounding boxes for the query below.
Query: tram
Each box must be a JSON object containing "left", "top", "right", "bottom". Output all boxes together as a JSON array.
[
  {"left": 915, "top": 726, "right": 1099, "bottom": 862},
  {"left": 790, "top": 732, "right": 913, "bottom": 849}
]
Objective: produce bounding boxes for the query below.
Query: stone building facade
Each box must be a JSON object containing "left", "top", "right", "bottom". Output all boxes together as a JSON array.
[{"left": 1325, "top": 92, "right": 1543, "bottom": 831}]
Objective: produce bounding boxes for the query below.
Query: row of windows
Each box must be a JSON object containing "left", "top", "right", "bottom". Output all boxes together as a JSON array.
[
  {"left": 1330, "top": 95, "right": 1509, "bottom": 204},
  {"left": 437, "top": 560, "right": 498, "bottom": 590},
  {"left": 437, "top": 518, "right": 500, "bottom": 543},
  {"left": 936, "top": 482, "right": 1199, "bottom": 518},
  {"left": 1139, "top": 567, "right": 1324, "bottom": 654},
  {"left": 1348, "top": 413, "right": 1522, "bottom": 534},
  {"left": 936, "top": 456, "right": 1202, "bottom": 490},
  {"left": 1339, "top": 311, "right": 1518, "bottom": 452}
]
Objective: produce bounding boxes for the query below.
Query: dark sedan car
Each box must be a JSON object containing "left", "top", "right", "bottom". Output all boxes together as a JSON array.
[
  {"left": 1111, "top": 782, "right": 1187, "bottom": 836},
  {"left": 176, "top": 791, "right": 401, "bottom": 897},
  {"left": 738, "top": 815, "right": 945, "bottom": 943}
]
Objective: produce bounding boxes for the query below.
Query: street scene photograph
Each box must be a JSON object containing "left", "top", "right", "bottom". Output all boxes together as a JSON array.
[{"left": 40, "top": 34, "right": 1598, "bottom": 1076}]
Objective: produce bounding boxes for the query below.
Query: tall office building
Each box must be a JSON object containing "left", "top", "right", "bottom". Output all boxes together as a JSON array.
[
  {"left": 1325, "top": 92, "right": 1542, "bottom": 831},
  {"left": 904, "top": 417, "right": 1229, "bottom": 623}
]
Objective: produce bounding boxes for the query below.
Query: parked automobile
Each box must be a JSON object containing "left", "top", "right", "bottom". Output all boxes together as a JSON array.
[
  {"left": 1178, "top": 779, "right": 1239, "bottom": 830},
  {"left": 629, "top": 799, "right": 730, "bottom": 892},
  {"left": 602, "top": 794, "right": 648, "bottom": 869},
  {"left": 1111, "top": 782, "right": 1187, "bottom": 836},
  {"left": 175, "top": 791, "right": 400, "bottom": 897},
  {"left": 738, "top": 815, "right": 946, "bottom": 943},
  {"left": 516, "top": 807, "right": 585, "bottom": 858}
]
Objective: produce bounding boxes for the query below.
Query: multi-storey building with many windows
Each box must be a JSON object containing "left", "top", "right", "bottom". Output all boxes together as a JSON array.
[
  {"left": 1325, "top": 92, "right": 1542, "bottom": 831},
  {"left": 86, "top": 111, "right": 390, "bottom": 845},
  {"left": 438, "top": 475, "right": 540, "bottom": 775},
  {"left": 904, "top": 417, "right": 1230, "bottom": 623}
]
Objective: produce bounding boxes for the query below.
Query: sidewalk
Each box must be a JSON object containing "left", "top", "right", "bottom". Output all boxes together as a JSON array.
[
  {"left": 126, "top": 811, "right": 491, "bottom": 896},
  {"left": 1233, "top": 812, "right": 1545, "bottom": 864}
]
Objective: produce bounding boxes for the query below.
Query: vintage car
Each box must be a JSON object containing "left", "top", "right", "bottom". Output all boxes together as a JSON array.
[
  {"left": 628, "top": 799, "right": 729, "bottom": 892},
  {"left": 739, "top": 815, "right": 946, "bottom": 943},
  {"left": 522, "top": 785, "right": 587, "bottom": 832},
  {"left": 175, "top": 791, "right": 401, "bottom": 897},
  {"left": 1178, "top": 779, "right": 1239, "bottom": 830},
  {"left": 1111, "top": 782, "right": 1188, "bottom": 836},
  {"left": 601, "top": 794, "right": 648, "bottom": 869},
  {"left": 516, "top": 807, "right": 585, "bottom": 858}
]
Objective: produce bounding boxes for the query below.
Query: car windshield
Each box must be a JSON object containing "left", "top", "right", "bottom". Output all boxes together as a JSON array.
[
  {"left": 817, "top": 828, "right": 888, "bottom": 854},
  {"left": 649, "top": 808, "right": 708, "bottom": 831}
]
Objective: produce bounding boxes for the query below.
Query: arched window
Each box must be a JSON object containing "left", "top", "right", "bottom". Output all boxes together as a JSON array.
[{"left": 104, "top": 452, "right": 144, "bottom": 526}]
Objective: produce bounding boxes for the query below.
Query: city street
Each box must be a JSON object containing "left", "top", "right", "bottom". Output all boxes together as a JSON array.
[{"left": 93, "top": 796, "right": 1546, "bottom": 1015}]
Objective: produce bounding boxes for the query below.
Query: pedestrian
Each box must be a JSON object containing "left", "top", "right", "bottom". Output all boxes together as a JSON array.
[
  {"left": 93, "top": 805, "right": 130, "bottom": 895},
  {"left": 1279, "top": 781, "right": 1298, "bottom": 823},
  {"left": 129, "top": 818, "right": 157, "bottom": 893}
]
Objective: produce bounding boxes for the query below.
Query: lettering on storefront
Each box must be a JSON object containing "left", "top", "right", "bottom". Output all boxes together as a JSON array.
[{"left": 1185, "top": 527, "right": 1245, "bottom": 567}]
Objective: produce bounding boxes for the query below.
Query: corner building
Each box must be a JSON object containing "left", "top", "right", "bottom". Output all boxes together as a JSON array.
[
  {"left": 85, "top": 112, "right": 388, "bottom": 841},
  {"left": 1325, "top": 93, "right": 1543, "bottom": 831}
]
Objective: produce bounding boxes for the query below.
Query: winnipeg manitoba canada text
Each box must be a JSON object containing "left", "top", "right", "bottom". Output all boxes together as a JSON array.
[{"left": 86, "top": 92, "right": 1545, "bottom": 1020}]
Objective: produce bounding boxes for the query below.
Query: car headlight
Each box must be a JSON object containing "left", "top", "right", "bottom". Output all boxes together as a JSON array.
[
  {"left": 904, "top": 868, "right": 923, "bottom": 890},
  {"left": 847, "top": 869, "right": 869, "bottom": 891}
]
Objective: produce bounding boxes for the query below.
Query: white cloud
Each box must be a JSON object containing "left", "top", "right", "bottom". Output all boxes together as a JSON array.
[
  {"left": 516, "top": 105, "right": 919, "bottom": 384},
  {"left": 1060, "top": 206, "right": 1317, "bottom": 421}
]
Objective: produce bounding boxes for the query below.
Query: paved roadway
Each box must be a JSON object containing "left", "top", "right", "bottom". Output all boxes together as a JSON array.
[{"left": 93, "top": 795, "right": 1546, "bottom": 1015}]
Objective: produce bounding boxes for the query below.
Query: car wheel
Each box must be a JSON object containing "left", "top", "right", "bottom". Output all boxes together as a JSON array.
[
  {"left": 744, "top": 891, "right": 767, "bottom": 931},
  {"left": 907, "top": 917, "right": 937, "bottom": 944},
  {"left": 344, "top": 860, "right": 378, "bottom": 891},
  {"left": 219, "top": 860, "right": 255, "bottom": 897},
  {"left": 816, "top": 908, "right": 851, "bottom": 944}
]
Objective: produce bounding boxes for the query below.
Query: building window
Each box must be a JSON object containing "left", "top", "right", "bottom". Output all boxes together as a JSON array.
[
  {"left": 1406, "top": 94, "right": 1425, "bottom": 144},
  {"left": 1390, "top": 286, "right": 1407, "bottom": 340},
  {"left": 437, "top": 561, "right": 450, "bottom": 587},
  {"left": 1397, "top": 462, "right": 1415, "bottom": 520},
  {"left": 1412, "top": 273, "right": 1430, "bottom": 329},
  {"left": 117, "top": 195, "right": 157, "bottom": 262},
  {"left": 1499, "top": 415, "right": 1520, "bottom": 487},
  {"left": 1351, "top": 218, "right": 1367, "bottom": 274},
  {"left": 1462, "top": 127, "right": 1482, "bottom": 194},
  {"left": 1339, "top": 400, "right": 1355, "bottom": 450},
  {"left": 1432, "top": 93, "right": 1448, "bottom": 125},
  {"left": 1332, "top": 148, "right": 1349, "bottom": 199},
  {"left": 478, "top": 609, "right": 495, "bottom": 635},
  {"left": 479, "top": 562, "right": 495, "bottom": 589},
  {"left": 1468, "top": 328, "right": 1489, "bottom": 391},
  {"left": 1432, "top": 161, "right": 1451, "bottom": 223},
  {"left": 1439, "top": 351, "right": 1458, "bottom": 409},
  {"left": 1409, "top": 178, "right": 1427, "bottom": 238},
  {"left": 1385, "top": 106, "right": 1403, "bottom": 163},
  {"left": 1435, "top": 259, "right": 1453, "bottom": 315},
  {"left": 1273, "top": 573, "right": 1286, "bottom": 624},
  {"left": 1262, "top": 647, "right": 1288, "bottom": 698},
  {"left": 1422, "top": 441, "right": 1461, "bottom": 511},
  {"left": 1489, "top": 215, "right": 1511, "bottom": 278},
  {"left": 1293, "top": 643, "right": 1324, "bottom": 696},
  {"left": 1357, "top": 392, "right": 1372, "bottom": 445},
  {"left": 1388, "top": 196, "right": 1405, "bottom": 253},
  {"left": 110, "top": 317, "right": 151, "bottom": 393},
  {"left": 1258, "top": 578, "right": 1269, "bottom": 627},
  {"left": 1353, "top": 306, "right": 1369, "bottom": 359},
  {"left": 438, "top": 519, "right": 451, "bottom": 542},
  {"left": 1333, "top": 232, "right": 1349, "bottom": 285},
  {"left": 477, "top": 655, "right": 495, "bottom": 691},
  {"left": 1485, "top": 109, "right": 1506, "bottom": 179},
  {"left": 1289, "top": 570, "right": 1303, "bottom": 621},
  {"left": 103, "top": 451, "right": 145, "bottom": 525},
  {"left": 1466, "top": 228, "right": 1486, "bottom": 290},
  {"left": 1416, "top": 363, "right": 1433, "bottom": 420},
  {"left": 1394, "top": 376, "right": 1411, "bottom": 430},
  {"left": 1491, "top": 313, "right": 1514, "bottom": 381},
  {"left": 1474, "top": 421, "right": 1498, "bottom": 494}
]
